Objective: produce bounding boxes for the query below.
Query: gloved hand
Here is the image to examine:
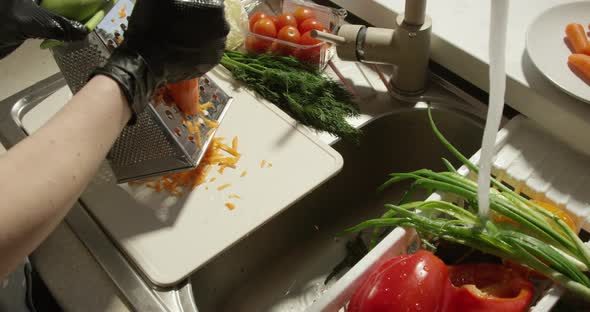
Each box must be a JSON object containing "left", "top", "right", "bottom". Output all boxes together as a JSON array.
[
  {"left": 93, "top": 0, "right": 229, "bottom": 121},
  {"left": 0, "top": 0, "right": 88, "bottom": 58}
]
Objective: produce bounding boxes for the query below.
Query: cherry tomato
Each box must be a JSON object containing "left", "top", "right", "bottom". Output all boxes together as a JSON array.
[
  {"left": 245, "top": 35, "right": 271, "bottom": 54},
  {"left": 293, "top": 6, "right": 315, "bottom": 24},
  {"left": 276, "top": 13, "right": 298, "bottom": 30},
  {"left": 249, "top": 11, "right": 267, "bottom": 30},
  {"left": 298, "top": 18, "right": 324, "bottom": 34},
  {"left": 272, "top": 26, "right": 301, "bottom": 56},
  {"left": 299, "top": 30, "right": 322, "bottom": 46},
  {"left": 293, "top": 31, "right": 323, "bottom": 63},
  {"left": 277, "top": 26, "right": 301, "bottom": 43},
  {"left": 252, "top": 18, "right": 277, "bottom": 38},
  {"left": 268, "top": 15, "right": 279, "bottom": 26}
]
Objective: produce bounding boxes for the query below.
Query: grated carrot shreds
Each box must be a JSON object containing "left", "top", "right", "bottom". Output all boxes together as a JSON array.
[
  {"left": 118, "top": 4, "right": 127, "bottom": 18},
  {"left": 218, "top": 140, "right": 240, "bottom": 157},
  {"left": 241, "top": 170, "right": 247, "bottom": 177},
  {"left": 225, "top": 202, "right": 236, "bottom": 210},
  {"left": 229, "top": 194, "right": 241, "bottom": 199},
  {"left": 131, "top": 77, "right": 240, "bottom": 197},
  {"left": 202, "top": 116, "right": 219, "bottom": 129},
  {"left": 132, "top": 135, "right": 241, "bottom": 196},
  {"left": 199, "top": 102, "right": 213, "bottom": 111},
  {"left": 260, "top": 160, "right": 272, "bottom": 168},
  {"left": 232, "top": 136, "right": 238, "bottom": 152},
  {"left": 195, "top": 134, "right": 203, "bottom": 148},
  {"left": 183, "top": 119, "right": 203, "bottom": 148},
  {"left": 209, "top": 177, "right": 216, "bottom": 182},
  {"left": 217, "top": 183, "right": 231, "bottom": 191}
]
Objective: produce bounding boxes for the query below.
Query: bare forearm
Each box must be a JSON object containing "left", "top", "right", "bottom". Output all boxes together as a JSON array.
[{"left": 0, "top": 75, "right": 131, "bottom": 277}]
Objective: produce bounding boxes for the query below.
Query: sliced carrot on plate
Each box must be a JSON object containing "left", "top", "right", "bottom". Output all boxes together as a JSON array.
[
  {"left": 568, "top": 53, "right": 590, "bottom": 80},
  {"left": 565, "top": 23, "right": 590, "bottom": 55}
]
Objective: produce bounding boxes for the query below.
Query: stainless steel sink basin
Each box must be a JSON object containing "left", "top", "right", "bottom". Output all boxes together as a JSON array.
[
  {"left": 0, "top": 67, "right": 488, "bottom": 311},
  {"left": 189, "top": 107, "right": 485, "bottom": 311}
]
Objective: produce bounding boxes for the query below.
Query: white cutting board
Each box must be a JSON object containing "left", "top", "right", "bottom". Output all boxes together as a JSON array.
[{"left": 81, "top": 67, "right": 344, "bottom": 287}]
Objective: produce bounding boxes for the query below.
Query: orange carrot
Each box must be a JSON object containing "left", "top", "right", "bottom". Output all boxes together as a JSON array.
[
  {"left": 531, "top": 200, "right": 577, "bottom": 230},
  {"left": 167, "top": 79, "right": 200, "bottom": 115},
  {"left": 217, "top": 183, "right": 232, "bottom": 191},
  {"left": 565, "top": 23, "right": 590, "bottom": 55},
  {"left": 134, "top": 136, "right": 241, "bottom": 196},
  {"left": 118, "top": 3, "right": 127, "bottom": 19},
  {"left": 225, "top": 202, "right": 236, "bottom": 210},
  {"left": 568, "top": 54, "right": 590, "bottom": 80}
]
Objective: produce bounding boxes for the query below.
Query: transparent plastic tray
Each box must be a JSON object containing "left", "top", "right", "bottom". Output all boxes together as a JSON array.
[{"left": 241, "top": 0, "right": 346, "bottom": 70}]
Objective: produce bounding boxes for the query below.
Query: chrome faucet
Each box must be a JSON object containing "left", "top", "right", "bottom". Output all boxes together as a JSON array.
[{"left": 313, "top": 0, "right": 431, "bottom": 96}]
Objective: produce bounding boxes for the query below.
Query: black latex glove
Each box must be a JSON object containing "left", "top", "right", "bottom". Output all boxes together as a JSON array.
[
  {"left": 93, "top": 0, "right": 229, "bottom": 120},
  {"left": 0, "top": 0, "right": 88, "bottom": 59}
]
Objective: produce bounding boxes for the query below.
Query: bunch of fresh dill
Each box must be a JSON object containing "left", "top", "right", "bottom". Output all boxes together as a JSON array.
[{"left": 220, "top": 50, "right": 361, "bottom": 141}]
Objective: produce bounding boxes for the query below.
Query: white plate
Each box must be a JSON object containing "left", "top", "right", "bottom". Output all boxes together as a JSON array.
[{"left": 526, "top": 1, "right": 590, "bottom": 103}]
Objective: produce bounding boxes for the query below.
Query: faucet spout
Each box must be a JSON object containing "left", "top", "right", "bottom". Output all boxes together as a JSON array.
[
  {"left": 404, "top": 0, "right": 427, "bottom": 26},
  {"left": 315, "top": 0, "right": 431, "bottom": 96}
]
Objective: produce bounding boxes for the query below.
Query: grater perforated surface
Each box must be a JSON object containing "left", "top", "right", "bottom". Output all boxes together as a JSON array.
[
  {"left": 51, "top": 35, "right": 110, "bottom": 93},
  {"left": 108, "top": 109, "right": 182, "bottom": 168}
]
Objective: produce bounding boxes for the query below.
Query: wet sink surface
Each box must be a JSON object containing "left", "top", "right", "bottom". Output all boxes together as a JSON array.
[{"left": 190, "top": 107, "right": 485, "bottom": 311}]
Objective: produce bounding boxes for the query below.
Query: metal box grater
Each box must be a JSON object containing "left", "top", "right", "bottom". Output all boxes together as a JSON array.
[{"left": 49, "top": 0, "right": 232, "bottom": 183}]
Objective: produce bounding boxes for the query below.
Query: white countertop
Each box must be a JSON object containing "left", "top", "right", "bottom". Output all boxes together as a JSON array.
[{"left": 332, "top": 0, "right": 590, "bottom": 156}]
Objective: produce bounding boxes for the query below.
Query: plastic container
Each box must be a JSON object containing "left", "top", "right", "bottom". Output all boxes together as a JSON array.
[
  {"left": 242, "top": 0, "right": 346, "bottom": 70},
  {"left": 308, "top": 115, "right": 590, "bottom": 311}
]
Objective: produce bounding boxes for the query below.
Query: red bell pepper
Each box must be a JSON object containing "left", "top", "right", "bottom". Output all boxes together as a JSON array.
[
  {"left": 348, "top": 251, "right": 449, "bottom": 312},
  {"left": 447, "top": 263, "right": 534, "bottom": 312},
  {"left": 347, "top": 251, "right": 534, "bottom": 312}
]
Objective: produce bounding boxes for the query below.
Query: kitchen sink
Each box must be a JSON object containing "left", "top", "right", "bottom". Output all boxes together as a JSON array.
[
  {"left": 189, "top": 107, "right": 485, "bottom": 311},
  {"left": 0, "top": 61, "right": 489, "bottom": 311}
]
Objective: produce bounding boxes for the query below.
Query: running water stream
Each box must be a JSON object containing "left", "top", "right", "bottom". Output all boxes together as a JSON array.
[{"left": 477, "top": 0, "right": 509, "bottom": 218}]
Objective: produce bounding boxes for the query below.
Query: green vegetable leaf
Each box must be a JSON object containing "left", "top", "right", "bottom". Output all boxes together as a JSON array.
[{"left": 221, "top": 51, "right": 361, "bottom": 141}]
